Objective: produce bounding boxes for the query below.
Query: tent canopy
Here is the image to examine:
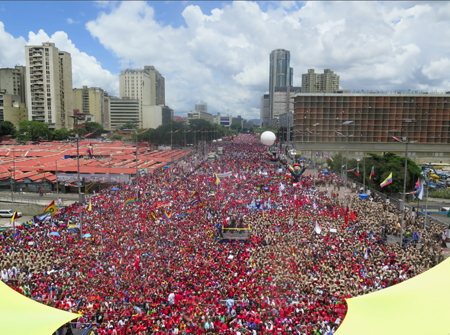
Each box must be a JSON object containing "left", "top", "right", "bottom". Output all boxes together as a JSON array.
[
  {"left": 335, "top": 257, "right": 450, "bottom": 335},
  {"left": 0, "top": 281, "right": 79, "bottom": 335}
]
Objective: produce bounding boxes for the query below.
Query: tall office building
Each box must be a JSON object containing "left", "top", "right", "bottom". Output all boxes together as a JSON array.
[
  {"left": 269, "top": 49, "right": 291, "bottom": 119},
  {"left": 301, "top": 69, "right": 340, "bottom": 93},
  {"left": 144, "top": 66, "right": 165, "bottom": 106},
  {"left": 107, "top": 97, "right": 140, "bottom": 130},
  {"left": 0, "top": 65, "right": 26, "bottom": 104},
  {"left": 260, "top": 94, "right": 270, "bottom": 127},
  {"left": 73, "top": 86, "right": 108, "bottom": 128},
  {"left": 25, "top": 42, "right": 74, "bottom": 129},
  {"left": 195, "top": 101, "right": 207, "bottom": 113},
  {"left": 119, "top": 66, "right": 165, "bottom": 128}
]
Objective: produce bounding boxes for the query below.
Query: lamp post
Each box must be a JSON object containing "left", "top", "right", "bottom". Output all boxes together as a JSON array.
[
  {"left": 307, "top": 123, "right": 320, "bottom": 187},
  {"left": 363, "top": 155, "right": 366, "bottom": 193},
  {"left": 69, "top": 113, "right": 86, "bottom": 239},
  {"left": 399, "top": 119, "right": 416, "bottom": 247},
  {"left": 10, "top": 149, "right": 15, "bottom": 232},
  {"left": 341, "top": 121, "right": 353, "bottom": 209}
]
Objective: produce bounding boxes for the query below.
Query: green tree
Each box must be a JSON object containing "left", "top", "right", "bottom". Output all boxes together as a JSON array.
[
  {"left": 15, "top": 121, "right": 52, "bottom": 141},
  {"left": 132, "top": 128, "right": 155, "bottom": 142},
  {"left": 110, "top": 134, "right": 123, "bottom": 141},
  {"left": 230, "top": 122, "right": 243, "bottom": 133},
  {"left": 327, "top": 152, "right": 423, "bottom": 195},
  {"left": 0, "top": 121, "right": 15, "bottom": 136},
  {"left": 85, "top": 122, "right": 104, "bottom": 133},
  {"left": 52, "top": 128, "right": 70, "bottom": 141},
  {"left": 120, "top": 122, "right": 138, "bottom": 130}
]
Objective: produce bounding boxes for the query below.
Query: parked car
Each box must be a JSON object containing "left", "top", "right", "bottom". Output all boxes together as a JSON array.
[{"left": 0, "top": 209, "right": 23, "bottom": 218}]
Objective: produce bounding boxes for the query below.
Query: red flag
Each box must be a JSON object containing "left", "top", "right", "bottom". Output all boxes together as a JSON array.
[
  {"left": 351, "top": 211, "right": 357, "bottom": 221},
  {"left": 345, "top": 214, "right": 349, "bottom": 225}
]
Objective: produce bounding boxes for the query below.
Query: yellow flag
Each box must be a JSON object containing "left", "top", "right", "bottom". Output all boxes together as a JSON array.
[{"left": 88, "top": 199, "right": 92, "bottom": 211}]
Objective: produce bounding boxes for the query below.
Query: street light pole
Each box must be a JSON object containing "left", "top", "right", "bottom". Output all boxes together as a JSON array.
[
  {"left": 363, "top": 155, "right": 366, "bottom": 193},
  {"left": 69, "top": 114, "right": 86, "bottom": 239},
  {"left": 11, "top": 149, "right": 15, "bottom": 232},
  {"left": 76, "top": 134, "right": 83, "bottom": 239},
  {"left": 135, "top": 130, "right": 139, "bottom": 178},
  {"left": 342, "top": 121, "right": 353, "bottom": 210},
  {"left": 170, "top": 122, "right": 173, "bottom": 163},
  {"left": 399, "top": 119, "right": 416, "bottom": 247}
]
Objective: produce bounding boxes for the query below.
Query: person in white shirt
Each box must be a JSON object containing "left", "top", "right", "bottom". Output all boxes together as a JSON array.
[{"left": 168, "top": 292, "right": 175, "bottom": 305}]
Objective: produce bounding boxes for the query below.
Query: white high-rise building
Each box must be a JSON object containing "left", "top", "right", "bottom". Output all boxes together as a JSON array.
[
  {"left": 119, "top": 66, "right": 165, "bottom": 129},
  {"left": 25, "top": 42, "right": 73, "bottom": 129},
  {"left": 195, "top": 101, "right": 207, "bottom": 113}
]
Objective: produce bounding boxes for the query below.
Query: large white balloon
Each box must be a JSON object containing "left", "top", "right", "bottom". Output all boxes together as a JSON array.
[{"left": 260, "top": 131, "right": 276, "bottom": 146}]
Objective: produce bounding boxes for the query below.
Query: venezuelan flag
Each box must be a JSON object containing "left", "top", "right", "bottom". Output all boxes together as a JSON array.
[
  {"left": 123, "top": 198, "right": 135, "bottom": 206},
  {"left": 286, "top": 164, "right": 294, "bottom": 173},
  {"left": 380, "top": 172, "right": 393, "bottom": 188},
  {"left": 266, "top": 152, "right": 275, "bottom": 158},
  {"left": 370, "top": 166, "right": 375, "bottom": 183},
  {"left": 25, "top": 233, "right": 33, "bottom": 241}
]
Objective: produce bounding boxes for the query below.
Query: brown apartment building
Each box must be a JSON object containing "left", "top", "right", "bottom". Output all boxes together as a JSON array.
[{"left": 293, "top": 92, "right": 450, "bottom": 163}]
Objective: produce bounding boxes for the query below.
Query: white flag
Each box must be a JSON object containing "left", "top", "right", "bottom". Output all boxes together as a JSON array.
[
  {"left": 314, "top": 221, "right": 322, "bottom": 234},
  {"left": 289, "top": 217, "right": 293, "bottom": 225},
  {"left": 364, "top": 248, "right": 369, "bottom": 260},
  {"left": 279, "top": 183, "right": 285, "bottom": 192}
]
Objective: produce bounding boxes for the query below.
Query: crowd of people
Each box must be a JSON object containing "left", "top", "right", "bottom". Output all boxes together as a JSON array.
[{"left": 0, "top": 134, "right": 446, "bottom": 335}]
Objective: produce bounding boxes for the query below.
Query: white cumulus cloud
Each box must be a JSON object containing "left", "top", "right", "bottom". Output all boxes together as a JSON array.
[
  {"left": 85, "top": 1, "right": 450, "bottom": 119},
  {"left": 0, "top": 24, "right": 118, "bottom": 97}
]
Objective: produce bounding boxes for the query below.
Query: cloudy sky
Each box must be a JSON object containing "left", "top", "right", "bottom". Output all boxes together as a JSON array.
[{"left": 0, "top": 1, "right": 449, "bottom": 119}]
